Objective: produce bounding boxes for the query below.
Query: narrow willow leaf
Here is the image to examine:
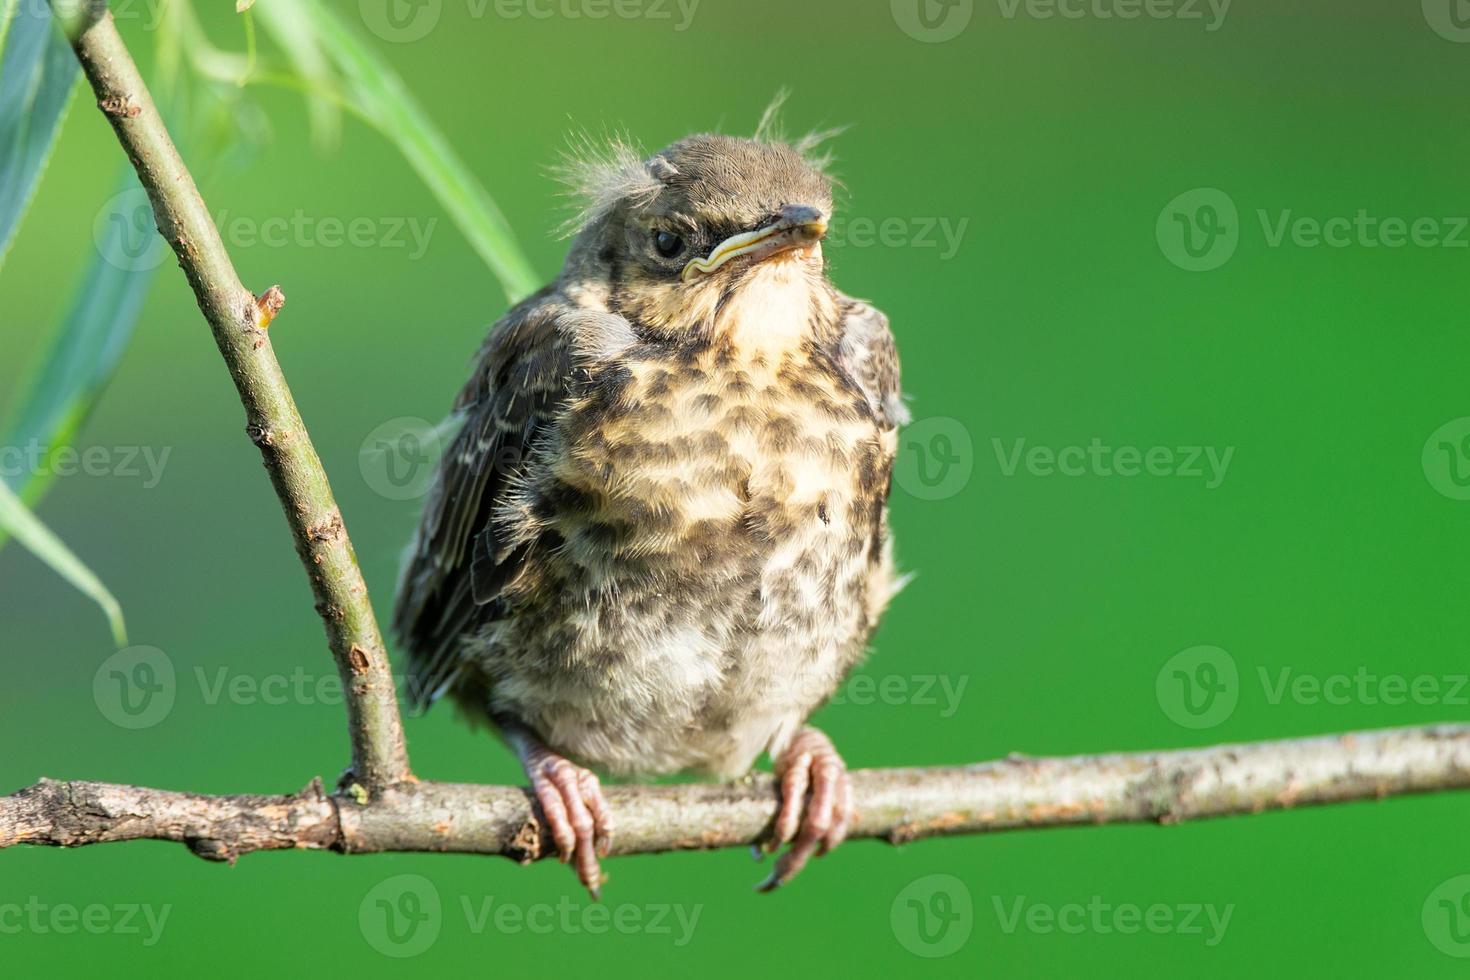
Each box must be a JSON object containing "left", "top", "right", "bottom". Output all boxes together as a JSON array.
[
  {"left": 1, "top": 168, "right": 159, "bottom": 515},
  {"left": 252, "top": 0, "right": 341, "bottom": 152},
  {"left": 295, "top": 0, "right": 540, "bottom": 303},
  {"left": 0, "top": 479, "right": 128, "bottom": 647},
  {"left": 0, "top": 0, "right": 21, "bottom": 59},
  {"left": 0, "top": 0, "right": 79, "bottom": 270}
]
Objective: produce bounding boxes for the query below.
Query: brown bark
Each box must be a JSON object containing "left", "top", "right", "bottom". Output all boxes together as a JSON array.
[{"left": 6, "top": 725, "right": 1468, "bottom": 862}]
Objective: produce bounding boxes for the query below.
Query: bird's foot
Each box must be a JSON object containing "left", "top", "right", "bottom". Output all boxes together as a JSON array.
[
  {"left": 511, "top": 732, "right": 613, "bottom": 900},
  {"left": 756, "top": 726, "right": 854, "bottom": 892}
]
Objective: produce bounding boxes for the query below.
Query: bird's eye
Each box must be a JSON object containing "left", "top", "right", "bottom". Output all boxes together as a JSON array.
[{"left": 653, "top": 230, "right": 685, "bottom": 258}]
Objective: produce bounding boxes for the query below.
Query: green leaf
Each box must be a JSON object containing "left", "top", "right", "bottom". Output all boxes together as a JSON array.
[
  {"left": 1, "top": 167, "right": 159, "bottom": 512},
  {"left": 252, "top": 0, "right": 340, "bottom": 152},
  {"left": 0, "top": 0, "right": 79, "bottom": 272},
  {"left": 0, "top": 0, "right": 22, "bottom": 60},
  {"left": 288, "top": 0, "right": 540, "bottom": 303},
  {"left": 0, "top": 477, "right": 128, "bottom": 647}
]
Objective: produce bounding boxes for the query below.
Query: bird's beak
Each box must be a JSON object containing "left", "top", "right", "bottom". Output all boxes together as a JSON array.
[{"left": 682, "top": 205, "right": 828, "bottom": 282}]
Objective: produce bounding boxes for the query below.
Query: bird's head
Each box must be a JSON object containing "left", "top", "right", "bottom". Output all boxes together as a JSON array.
[{"left": 556, "top": 127, "right": 839, "bottom": 340}]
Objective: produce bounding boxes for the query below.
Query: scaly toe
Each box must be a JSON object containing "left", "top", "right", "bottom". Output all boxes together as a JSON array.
[{"left": 758, "top": 728, "right": 851, "bottom": 891}]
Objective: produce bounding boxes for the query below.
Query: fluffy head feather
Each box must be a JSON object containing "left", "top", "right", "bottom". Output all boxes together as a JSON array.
[
  {"left": 553, "top": 98, "right": 843, "bottom": 238},
  {"left": 551, "top": 131, "right": 665, "bottom": 238}
]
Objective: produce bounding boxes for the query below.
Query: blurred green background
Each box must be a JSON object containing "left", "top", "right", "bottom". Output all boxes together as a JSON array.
[{"left": 4, "top": 0, "right": 1470, "bottom": 975}]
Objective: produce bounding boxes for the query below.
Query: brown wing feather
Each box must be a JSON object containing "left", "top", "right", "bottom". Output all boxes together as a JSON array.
[
  {"left": 393, "top": 287, "right": 573, "bottom": 710},
  {"left": 836, "top": 295, "right": 907, "bottom": 430}
]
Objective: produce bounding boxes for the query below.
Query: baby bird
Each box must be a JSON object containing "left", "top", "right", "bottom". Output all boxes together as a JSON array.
[{"left": 393, "top": 119, "right": 906, "bottom": 896}]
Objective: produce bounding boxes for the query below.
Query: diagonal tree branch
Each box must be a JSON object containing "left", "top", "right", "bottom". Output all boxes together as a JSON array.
[
  {"left": 4, "top": 725, "right": 1470, "bottom": 862},
  {"left": 48, "top": 0, "right": 410, "bottom": 794}
]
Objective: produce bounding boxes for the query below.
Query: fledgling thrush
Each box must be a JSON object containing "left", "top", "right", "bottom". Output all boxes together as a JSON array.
[{"left": 393, "top": 117, "right": 907, "bottom": 897}]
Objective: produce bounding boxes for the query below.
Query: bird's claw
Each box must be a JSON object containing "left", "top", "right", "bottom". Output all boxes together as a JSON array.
[
  {"left": 756, "top": 727, "right": 853, "bottom": 892},
  {"left": 527, "top": 752, "right": 613, "bottom": 900}
]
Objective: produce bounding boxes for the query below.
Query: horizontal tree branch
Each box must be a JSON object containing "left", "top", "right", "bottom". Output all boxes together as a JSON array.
[{"left": 5, "top": 724, "right": 1468, "bottom": 864}]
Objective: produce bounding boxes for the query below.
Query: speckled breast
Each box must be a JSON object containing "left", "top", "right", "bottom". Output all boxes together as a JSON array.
[{"left": 476, "top": 334, "right": 893, "bottom": 777}]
